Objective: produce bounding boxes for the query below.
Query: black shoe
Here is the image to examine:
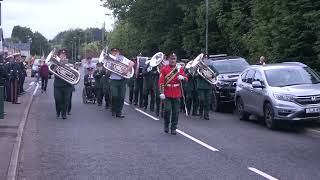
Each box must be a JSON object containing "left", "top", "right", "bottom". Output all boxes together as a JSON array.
[
  {"left": 204, "top": 116, "right": 210, "bottom": 120},
  {"left": 156, "top": 112, "right": 159, "bottom": 117},
  {"left": 134, "top": 102, "right": 138, "bottom": 106},
  {"left": 164, "top": 127, "right": 169, "bottom": 133},
  {"left": 62, "top": 115, "right": 67, "bottom": 119},
  {"left": 56, "top": 113, "right": 60, "bottom": 118},
  {"left": 116, "top": 114, "right": 125, "bottom": 118},
  {"left": 14, "top": 102, "right": 21, "bottom": 104},
  {"left": 129, "top": 101, "right": 133, "bottom": 105},
  {"left": 171, "top": 129, "right": 177, "bottom": 135}
]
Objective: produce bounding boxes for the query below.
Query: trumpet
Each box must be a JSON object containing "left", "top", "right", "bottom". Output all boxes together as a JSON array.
[
  {"left": 99, "top": 47, "right": 134, "bottom": 79},
  {"left": 45, "top": 49, "right": 80, "bottom": 85}
]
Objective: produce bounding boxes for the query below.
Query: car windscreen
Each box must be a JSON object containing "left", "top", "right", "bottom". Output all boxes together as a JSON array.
[
  {"left": 265, "top": 67, "right": 320, "bottom": 87},
  {"left": 210, "top": 58, "right": 249, "bottom": 74}
]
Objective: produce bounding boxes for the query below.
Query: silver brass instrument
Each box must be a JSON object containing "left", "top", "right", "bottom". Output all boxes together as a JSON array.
[
  {"left": 99, "top": 47, "right": 134, "bottom": 79},
  {"left": 45, "top": 49, "right": 80, "bottom": 85},
  {"left": 185, "top": 53, "right": 218, "bottom": 85},
  {"left": 150, "top": 52, "right": 165, "bottom": 73}
]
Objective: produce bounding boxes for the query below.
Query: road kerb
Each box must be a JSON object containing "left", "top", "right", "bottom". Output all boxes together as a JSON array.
[{"left": 6, "top": 84, "right": 39, "bottom": 180}]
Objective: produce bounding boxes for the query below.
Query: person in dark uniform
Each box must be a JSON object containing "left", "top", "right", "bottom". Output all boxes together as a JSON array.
[
  {"left": 196, "top": 54, "right": 215, "bottom": 120},
  {"left": 15, "top": 54, "right": 27, "bottom": 95},
  {"left": 107, "top": 48, "right": 134, "bottom": 118},
  {"left": 94, "top": 62, "right": 106, "bottom": 106},
  {"left": 53, "top": 49, "right": 73, "bottom": 119},
  {"left": 0, "top": 52, "right": 9, "bottom": 102},
  {"left": 142, "top": 62, "right": 157, "bottom": 112},
  {"left": 159, "top": 53, "right": 188, "bottom": 135},
  {"left": 7, "top": 54, "right": 20, "bottom": 104},
  {"left": 128, "top": 58, "right": 137, "bottom": 104},
  {"left": 4, "top": 55, "right": 11, "bottom": 102},
  {"left": 184, "top": 66, "right": 199, "bottom": 116},
  {"left": 84, "top": 67, "right": 95, "bottom": 101},
  {"left": 134, "top": 56, "right": 144, "bottom": 107}
]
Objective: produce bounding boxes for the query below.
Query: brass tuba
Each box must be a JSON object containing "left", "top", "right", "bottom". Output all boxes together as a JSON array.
[
  {"left": 99, "top": 47, "right": 134, "bottom": 79},
  {"left": 149, "top": 52, "right": 165, "bottom": 73},
  {"left": 45, "top": 49, "right": 80, "bottom": 85},
  {"left": 186, "top": 53, "right": 218, "bottom": 85}
]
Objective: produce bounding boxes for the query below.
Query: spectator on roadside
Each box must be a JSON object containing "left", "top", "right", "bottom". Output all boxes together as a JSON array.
[
  {"left": 39, "top": 60, "right": 49, "bottom": 93},
  {"left": 256, "top": 56, "right": 266, "bottom": 65}
]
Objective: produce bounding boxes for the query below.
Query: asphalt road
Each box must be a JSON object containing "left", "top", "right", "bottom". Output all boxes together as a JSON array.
[{"left": 18, "top": 77, "right": 320, "bottom": 180}]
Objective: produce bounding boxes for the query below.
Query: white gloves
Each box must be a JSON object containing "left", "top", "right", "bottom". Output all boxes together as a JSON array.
[
  {"left": 178, "top": 75, "right": 185, "bottom": 81},
  {"left": 147, "top": 66, "right": 153, "bottom": 72},
  {"left": 160, "top": 94, "right": 166, "bottom": 100}
]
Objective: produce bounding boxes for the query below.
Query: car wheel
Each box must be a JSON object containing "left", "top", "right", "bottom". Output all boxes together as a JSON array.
[
  {"left": 237, "top": 97, "right": 249, "bottom": 121},
  {"left": 264, "top": 103, "right": 277, "bottom": 129},
  {"left": 212, "top": 92, "right": 220, "bottom": 112}
]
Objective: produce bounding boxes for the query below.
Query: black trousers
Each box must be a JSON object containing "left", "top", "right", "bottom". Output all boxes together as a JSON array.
[
  {"left": 41, "top": 77, "right": 48, "bottom": 91},
  {"left": 68, "top": 92, "right": 72, "bottom": 113},
  {"left": 96, "top": 87, "right": 104, "bottom": 105},
  {"left": 134, "top": 79, "right": 144, "bottom": 107},
  {"left": 19, "top": 75, "right": 25, "bottom": 93},
  {"left": 54, "top": 87, "right": 72, "bottom": 116}
]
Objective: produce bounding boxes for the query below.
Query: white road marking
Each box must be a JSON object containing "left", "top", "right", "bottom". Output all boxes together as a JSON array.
[
  {"left": 33, "top": 83, "right": 39, "bottom": 95},
  {"left": 135, "top": 108, "right": 159, "bottom": 121},
  {"left": 124, "top": 102, "right": 130, "bottom": 106},
  {"left": 133, "top": 108, "right": 219, "bottom": 152},
  {"left": 307, "top": 128, "right": 320, "bottom": 134},
  {"left": 29, "top": 82, "right": 34, "bottom": 86},
  {"left": 176, "top": 130, "right": 219, "bottom": 152},
  {"left": 248, "top": 167, "right": 279, "bottom": 180}
]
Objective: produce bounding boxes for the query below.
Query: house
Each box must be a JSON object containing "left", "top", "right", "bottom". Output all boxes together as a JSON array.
[{"left": 3, "top": 41, "right": 31, "bottom": 57}]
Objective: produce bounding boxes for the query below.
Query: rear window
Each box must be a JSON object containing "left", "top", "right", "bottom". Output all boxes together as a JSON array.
[{"left": 210, "top": 58, "right": 249, "bottom": 74}]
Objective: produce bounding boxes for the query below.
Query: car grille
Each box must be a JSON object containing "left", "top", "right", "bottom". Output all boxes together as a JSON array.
[
  {"left": 297, "top": 112, "right": 320, "bottom": 119},
  {"left": 294, "top": 95, "right": 320, "bottom": 105}
]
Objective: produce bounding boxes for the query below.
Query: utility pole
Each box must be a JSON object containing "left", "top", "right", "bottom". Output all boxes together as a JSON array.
[
  {"left": 102, "top": 22, "right": 105, "bottom": 47},
  {"left": 71, "top": 41, "right": 73, "bottom": 60},
  {"left": 205, "top": 0, "right": 208, "bottom": 54}
]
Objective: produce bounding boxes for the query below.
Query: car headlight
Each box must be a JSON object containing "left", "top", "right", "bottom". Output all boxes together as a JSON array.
[{"left": 273, "top": 93, "right": 294, "bottom": 102}]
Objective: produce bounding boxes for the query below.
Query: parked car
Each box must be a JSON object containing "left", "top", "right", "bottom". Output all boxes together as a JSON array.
[
  {"left": 235, "top": 62, "right": 320, "bottom": 129},
  {"left": 208, "top": 55, "right": 249, "bottom": 111}
]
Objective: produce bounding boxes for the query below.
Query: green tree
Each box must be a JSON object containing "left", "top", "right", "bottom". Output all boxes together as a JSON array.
[
  {"left": 30, "top": 32, "right": 50, "bottom": 56},
  {"left": 11, "top": 25, "right": 33, "bottom": 43}
]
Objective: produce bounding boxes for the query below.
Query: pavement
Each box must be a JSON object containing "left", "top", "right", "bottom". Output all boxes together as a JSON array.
[
  {"left": 12, "top": 75, "right": 320, "bottom": 180},
  {"left": 0, "top": 73, "right": 39, "bottom": 180}
]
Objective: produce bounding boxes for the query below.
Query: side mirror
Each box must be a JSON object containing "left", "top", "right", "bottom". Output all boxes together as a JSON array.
[{"left": 252, "top": 81, "right": 264, "bottom": 88}]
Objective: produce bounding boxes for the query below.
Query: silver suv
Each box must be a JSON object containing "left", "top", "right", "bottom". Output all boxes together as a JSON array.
[{"left": 235, "top": 62, "right": 320, "bottom": 129}]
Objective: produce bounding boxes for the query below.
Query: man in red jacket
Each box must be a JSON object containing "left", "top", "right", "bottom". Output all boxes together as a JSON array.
[
  {"left": 158, "top": 53, "right": 188, "bottom": 135},
  {"left": 39, "top": 60, "right": 49, "bottom": 92}
]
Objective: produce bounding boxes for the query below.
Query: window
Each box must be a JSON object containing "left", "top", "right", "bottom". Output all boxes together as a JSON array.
[
  {"left": 253, "top": 71, "right": 264, "bottom": 84},
  {"left": 245, "top": 70, "right": 255, "bottom": 84}
]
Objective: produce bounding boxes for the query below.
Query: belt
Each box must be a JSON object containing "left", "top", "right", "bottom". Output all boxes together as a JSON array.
[{"left": 166, "top": 83, "right": 180, "bottom": 87}]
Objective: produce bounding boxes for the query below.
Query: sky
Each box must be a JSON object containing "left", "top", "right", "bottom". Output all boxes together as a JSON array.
[{"left": 2, "top": 0, "right": 115, "bottom": 40}]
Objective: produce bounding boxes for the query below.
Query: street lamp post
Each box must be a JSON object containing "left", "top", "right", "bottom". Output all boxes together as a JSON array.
[{"left": 205, "top": 0, "right": 208, "bottom": 54}]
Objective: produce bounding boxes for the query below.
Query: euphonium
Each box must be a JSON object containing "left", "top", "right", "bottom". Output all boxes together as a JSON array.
[
  {"left": 149, "top": 52, "right": 165, "bottom": 73},
  {"left": 186, "top": 53, "right": 218, "bottom": 85},
  {"left": 99, "top": 47, "right": 134, "bottom": 79},
  {"left": 45, "top": 48, "right": 80, "bottom": 85}
]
